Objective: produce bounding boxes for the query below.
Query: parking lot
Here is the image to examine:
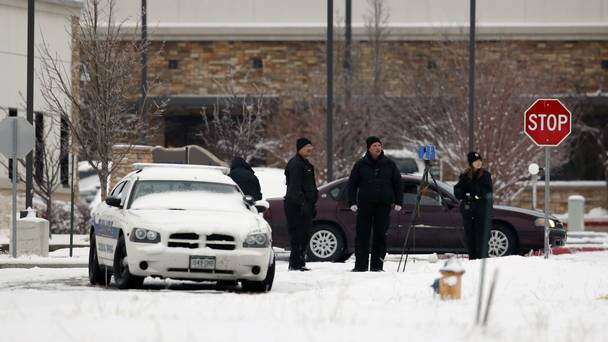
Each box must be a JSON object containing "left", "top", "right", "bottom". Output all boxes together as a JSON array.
[{"left": 1, "top": 251, "right": 607, "bottom": 342}]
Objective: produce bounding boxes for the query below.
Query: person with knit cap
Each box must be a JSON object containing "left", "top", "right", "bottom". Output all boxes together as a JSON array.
[
  {"left": 284, "top": 137, "right": 318, "bottom": 271},
  {"left": 453, "top": 151, "right": 493, "bottom": 259},
  {"left": 347, "top": 136, "right": 403, "bottom": 272},
  {"left": 229, "top": 157, "right": 262, "bottom": 201}
]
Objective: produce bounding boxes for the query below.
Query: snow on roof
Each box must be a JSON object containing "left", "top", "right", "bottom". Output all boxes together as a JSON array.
[
  {"left": 253, "top": 167, "right": 286, "bottom": 199},
  {"left": 132, "top": 163, "right": 234, "bottom": 185},
  {"left": 383, "top": 149, "right": 418, "bottom": 158}
]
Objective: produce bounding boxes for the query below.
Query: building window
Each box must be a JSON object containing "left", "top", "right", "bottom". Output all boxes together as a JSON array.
[
  {"left": 34, "top": 112, "right": 44, "bottom": 184},
  {"left": 60, "top": 116, "right": 69, "bottom": 186},
  {"left": 251, "top": 57, "right": 263, "bottom": 70},
  {"left": 168, "top": 60, "right": 178, "bottom": 69},
  {"left": 8, "top": 108, "right": 17, "bottom": 180}
]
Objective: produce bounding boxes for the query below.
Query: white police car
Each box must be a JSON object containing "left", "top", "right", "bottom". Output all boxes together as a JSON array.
[{"left": 88, "top": 163, "right": 275, "bottom": 292}]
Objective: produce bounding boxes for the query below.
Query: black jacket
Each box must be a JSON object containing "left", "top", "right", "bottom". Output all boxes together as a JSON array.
[
  {"left": 454, "top": 168, "right": 493, "bottom": 204},
  {"left": 284, "top": 154, "right": 318, "bottom": 206},
  {"left": 229, "top": 157, "right": 262, "bottom": 201},
  {"left": 348, "top": 151, "right": 403, "bottom": 206}
]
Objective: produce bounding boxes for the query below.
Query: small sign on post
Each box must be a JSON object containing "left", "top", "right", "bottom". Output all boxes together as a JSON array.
[
  {"left": 524, "top": 99, "right": 572, "bottom": 259},
  {"left": 0, "top": 116, "right": 35, "bottom": 258}
]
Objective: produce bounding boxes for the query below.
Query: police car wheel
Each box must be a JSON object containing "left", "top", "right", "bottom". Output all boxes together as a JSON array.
[
  {"left": 242, "top": 255, "right": 275, "bottom": 293},
  {"left": 307, "top": 225, "right": 345, "bottom": 262},
  {"left": 88, "top": 230, "right": 111, "bottom": 286},
  {"left": 488, "top": 224, "right": 517, "bottom": 257},
  {"left": 112, "top": 234, "right": 144, "bottom": 289}
]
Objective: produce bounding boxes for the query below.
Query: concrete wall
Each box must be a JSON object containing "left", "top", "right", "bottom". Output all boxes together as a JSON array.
[{"left": 510, "top": 181, "right": 607, "bottom": 214}]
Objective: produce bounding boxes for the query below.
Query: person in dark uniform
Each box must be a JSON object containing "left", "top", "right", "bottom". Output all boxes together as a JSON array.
[
  {"left": 454, "top": 152, "right": 493, "bottom": 260},
  {"left": 347, "top": 136, "right": 403, "bottom": 272},
  {"left": 229, "top": 157, "right": 263, "bottom": 200},
  {"left": 284, "top": 137, "right": 318, "bottom": 271}
]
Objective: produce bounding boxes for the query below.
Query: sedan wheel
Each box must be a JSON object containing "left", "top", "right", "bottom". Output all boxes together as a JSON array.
[
  {"left": 307, "top": 225, "right": 345, "bottom": 262},
  {"left": 488, "top": 224, "right": 517, "bottom": 257}
]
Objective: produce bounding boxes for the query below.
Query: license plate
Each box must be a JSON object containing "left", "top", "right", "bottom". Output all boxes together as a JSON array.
[{"left": 189, "top": 256, "right": 216, "bottom": 270}]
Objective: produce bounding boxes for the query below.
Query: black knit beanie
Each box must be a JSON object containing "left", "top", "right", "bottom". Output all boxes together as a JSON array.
[
  {"left": 366, "top": 136, "right": 382, "bottom": 149},
  {"left": 467, "top": 151, "right": 482, "bottom": 165},
  {"left": 296, "top": 137, "right": 312, "bottom": 152}
]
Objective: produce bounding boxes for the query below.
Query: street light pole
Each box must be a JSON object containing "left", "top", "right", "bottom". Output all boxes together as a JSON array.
[{"left": 326, "top": 0, "right": 334, "bottom": 181}]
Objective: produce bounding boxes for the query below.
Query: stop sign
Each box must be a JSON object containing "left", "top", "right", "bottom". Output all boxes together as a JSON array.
[{"left": 524, "top": 99, "right": 572, "bottom": 146}]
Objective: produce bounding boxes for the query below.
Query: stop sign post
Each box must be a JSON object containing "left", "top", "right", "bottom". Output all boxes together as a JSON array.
[
  {"left": 0, "top": 117, "right": 35, "bottom": 258},
  {"left": 524, "top": 99, "right": 572, "bottom": 259}
]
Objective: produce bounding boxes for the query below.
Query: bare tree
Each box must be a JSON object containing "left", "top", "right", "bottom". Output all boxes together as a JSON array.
[
  {"left": 38, "top": 0, "right": 165, "bottom": 200},
  {"left": 386, "top": 40, "right": 556, "bottom": 203},
  {"left": 267, "top": 0, "right": 393, "bottom": 181},
  {"left": 200, "top": 71, "right": 274, "bottom": 162},
  {"left": 0, "top": 112, "right": 68, "bottom": 230},
  {"left": 31, "top": 114, "right": 68, "bottom": 223}
]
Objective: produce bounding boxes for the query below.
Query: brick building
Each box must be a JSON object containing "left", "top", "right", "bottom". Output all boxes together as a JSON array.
[{"left": 111, "top": 0, "right": 608, "bottom": 179}]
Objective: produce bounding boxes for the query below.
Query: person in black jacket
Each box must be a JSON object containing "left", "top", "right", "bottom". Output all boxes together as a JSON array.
[
  {"left": 229, "top": 157, "right": 262, "bottom": 201},
  {"left": 453, "top": 152, "right": 493, "bottom": 260},
  {"left": 284, "top": 137, "right": 318, "bottom": 271},
  {"left": 348, "top": 136, "right": 403, "bottom": 272}
]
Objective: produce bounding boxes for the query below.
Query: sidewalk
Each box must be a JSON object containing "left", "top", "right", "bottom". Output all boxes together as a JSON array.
[
  {"left": 0, "top": 235, "right": 89, "bottom": 269},
  {"left": 555, "top": 231, "right": 608, "bottom": 255},
  {"left": 0, "top": 234, "right": 89, "bottom": 253}
]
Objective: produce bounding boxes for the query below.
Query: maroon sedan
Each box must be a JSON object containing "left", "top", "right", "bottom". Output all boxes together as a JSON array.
[{"left": 264, "top": 175, "right": 567, "bottom": 261}]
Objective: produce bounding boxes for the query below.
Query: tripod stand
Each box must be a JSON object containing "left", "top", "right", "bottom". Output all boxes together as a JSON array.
[{"left": 397, "top": 159, "right": 443, "bottom": 272}]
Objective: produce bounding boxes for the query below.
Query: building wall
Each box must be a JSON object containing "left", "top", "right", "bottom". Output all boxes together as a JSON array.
[
  {"left": 112, "top": 0, "right": 608, "bottom": 41},
  {"left": 0, "top": 0, "right": 81, "bottom": 233},
  {"left": 144, "top": 39, "right": 608, "bottom": 150}
]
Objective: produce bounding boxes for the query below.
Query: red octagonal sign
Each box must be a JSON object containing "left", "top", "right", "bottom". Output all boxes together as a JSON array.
[{"left": 524, "top": 99, "right": 572, "bottom": 146}]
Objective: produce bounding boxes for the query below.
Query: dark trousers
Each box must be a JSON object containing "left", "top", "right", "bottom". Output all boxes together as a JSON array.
[
  {"left": 462, "top": 207, "right": 489, "bottom": 260},
  {"left": 284, "top": 201, "right": 312, "bottom": 268},
  {"left": 354, "top": 203, "right": 391, "bottom": 271}
]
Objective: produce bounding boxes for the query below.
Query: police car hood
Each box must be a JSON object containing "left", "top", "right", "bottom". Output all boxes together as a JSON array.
[{"left": 126, "top": 209, "right": 263, "bottom": 235}]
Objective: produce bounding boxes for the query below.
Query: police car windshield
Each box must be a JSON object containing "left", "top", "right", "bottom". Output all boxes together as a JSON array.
[{"left": 128, "top": 180, "right": 242, "bottom": 210}]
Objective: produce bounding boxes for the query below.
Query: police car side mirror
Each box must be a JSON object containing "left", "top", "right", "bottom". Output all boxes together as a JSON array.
[
  {"left": 254, "top": 200, "right": 269, "bottom": 213},
  {"left": 105, "top": 196, "right": 123, "bottom": 208},
  {"left": 244, "top": 195, "right": 255, "bottom": 206}
]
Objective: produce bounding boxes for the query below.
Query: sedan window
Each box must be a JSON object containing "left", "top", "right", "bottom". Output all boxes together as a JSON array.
[
  {"left": 402, "top": 182, "right": 442, "bottom": 206},
  {"left": 329, "top": 184, "right": 344, "bottom": 200}
]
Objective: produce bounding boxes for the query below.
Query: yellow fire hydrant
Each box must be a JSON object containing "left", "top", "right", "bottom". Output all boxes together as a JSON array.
[{"left": 436, "top": 257, "right": 465, "bottom": 300}]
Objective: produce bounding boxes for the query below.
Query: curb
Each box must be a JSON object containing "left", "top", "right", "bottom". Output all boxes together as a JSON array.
[{"left": 551, "top": 246, "right": 608, "bottom": 255}]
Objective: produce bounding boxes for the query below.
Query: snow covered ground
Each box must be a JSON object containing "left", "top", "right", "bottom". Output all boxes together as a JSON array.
[{"left": 1, "top": 252, "right": 607, "bottom": 342}]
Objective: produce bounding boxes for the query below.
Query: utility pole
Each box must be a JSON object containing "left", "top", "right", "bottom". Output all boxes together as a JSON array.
[
  {"left": 468, "top": 0, "right": 476, "bottom": 153},
  {"left": 25, "top": 0, "right": 35, "bottom": 209},
  {"left": 141, "top": 0, "right": 148, "bottom": 144},
  {"left": 344, "top": 0, "right": 352, "bottom": 104},
  {"left": 326, "top": 0, "right": 334, "bottom": 181}
]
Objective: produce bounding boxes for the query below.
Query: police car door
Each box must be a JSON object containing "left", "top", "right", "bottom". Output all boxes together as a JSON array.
[{"left": 94, "top": 180, "right": 128, "bottom": 265}]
